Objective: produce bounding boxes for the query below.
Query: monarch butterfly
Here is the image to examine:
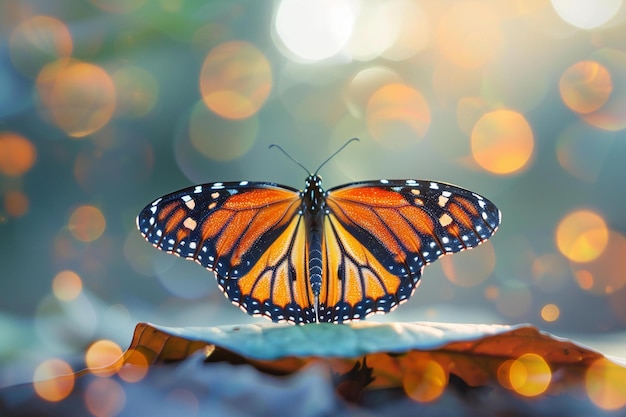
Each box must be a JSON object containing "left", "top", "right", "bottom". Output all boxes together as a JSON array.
[{"left": 137, "top": 140, "right": 501, "bottom": 324}]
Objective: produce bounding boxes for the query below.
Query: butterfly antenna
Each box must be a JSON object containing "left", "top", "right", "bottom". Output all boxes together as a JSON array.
[
  {"left": 314, "top": 137, "right": 360, "bottom": 176},
  {"left": 269, "top": 144, "right": 310, "bottom": 175}
]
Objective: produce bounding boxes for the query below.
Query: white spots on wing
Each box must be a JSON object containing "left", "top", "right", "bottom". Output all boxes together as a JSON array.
[
  {"left": 442, "top": 191, "right": 452, "bottom": 198},
  {"left": 439, "top": 213, "right": 453, "bottom": 227},
  {"left": 168, "top": 238, "right": 175, "bottom": 245},
  {"left": 441, "top": 236, "right": 450, "bottom": 244},
  {"left": 406, "top": 179, "right": 417, "bottom": 185},
  {"left": 182, "top": 195, "right": 196, "bottom": 210},
  {"left": 462, "top": 235, "right": 469, "bottom": 241},
  {"left": 392, "top": 186, "right": 402, "bottom": 192},
  {"left": 151, "top": 198, "right": 162, "bottom": 206},
  {"left": 472, "top": 192, "right": 483, "bottom": 200},
  {"left": 183, "top": 217, "right": 197, "bottom": 231},
  {"left": 478, "top": 200, "right": 487, "bottom": 209},
  {"left": 150, "top": 206, "right": 157, "bottom": 214},
  {"left": 482, "top": 211, "right": 489, "bottom": 220},
  {"left": 380, "top": 179, "right": 389, "bottom": 184},
  {"left": 239, "top": 180, "right": 249, "bottom": 186},
  {"left": 149, "top": 217, "right": 155, "bottom": 225},
  {"left": 194, "top": 186, "right": 203, "bottom": 193},
  {"left": 211, "top": 182, "right": 224, "bottom": 189},
  {"left": 429, "top": 241, "right": 436, "bottom": 248},
  {"left": 156, "top": 229, "right": 162, "bottom": 237},
  {"left": 429, "top": 182, "right": 439, "bottom": 189}
]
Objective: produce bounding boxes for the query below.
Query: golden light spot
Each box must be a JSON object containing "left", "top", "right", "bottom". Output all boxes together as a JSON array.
[
  {"left": 4, "top": 190, "right": 29, "bottom": 217},
  {"left": 84, "top": 377, "right": 126, "bottom": 417},
  {"left": 411, "top": 189, "right": 421, "bottom": 195},
  {"left": 509, "top": 353, "right": 551, "bottom": 397},
  {"left": 413, "top": 198, "right": 424, "bottom": 206},
  {"left": 441, "top": 240, "right": 495, "bottom": 287},
  {"left": 85, "top": 340, "right": 124, "bottom": 377},
  {"left": 540, "top": 304, "right": 560, "bottom": 322},
  {"left": 52, "top": 270, "right": 83, "bottom": 301},
  {"left": 33, "top": 359, "right": 75, "bottom": 402},
  {"left": 436, "top": 2, "right": 503, "bottom": 69},
  {"left": 471, "top": 110, "right": 534, "bottom": 175},
  {"left": 439, "top": 213, "right": 453, "bottom": 227},
  {"left": 208, "top": 202, "right": 217, "bottom": 210},
  {"left": 68, "top": 205, "right": 106, "bottom": 242},
  {"left": 118, "top": 350, "right": 149, "bottom": 383},
  {"left": 556, "top": 209, "right": 608, "bottom": 263},
  {"left": 581, "top": 49, "right": 626, "bottom": 131},
  {"left": 586, "top": 358, "right": 626, "bottom": 410},
  {"left": 0, "top": 132, "right": 37, "bottom": 177},
  {"left": 188, "top": 100, "right": 258, "bottom": 161},
  {"left": 9, "top": 16, "right": 73, "bottom": 77},
  {"left": 200, "top": 41, "right": 272, "bottom": 119},
  {"left": 560, "top": 61, "right": 612, "bottom": 114},
  {"left": 437, "top": 195, "right": 449, "bottom": 208},
  {"left": 403, "top": 358, "right": 447, "bottom": 403},
  {"left": 497, "top": 359, "right": 515, "bottom": 390},
  {"left": 36, "top": 59, "right": 116, "bottom": 137},
  {"left": 570, "top": 231, "right": 626, "bottom": 295},
  {"left": 366, "top": 83, "right": 431, "bottom": 150},
  {"left": 183, "top": 217, "right": 197, "bottom": 231},
  {"left": 112, "top": 66, "right": 158, "bottom": 118}
]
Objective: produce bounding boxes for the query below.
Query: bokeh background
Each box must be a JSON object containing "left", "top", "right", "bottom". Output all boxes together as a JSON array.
[{"left": 1, "top": 0, "right": 626, "bottom": 387}]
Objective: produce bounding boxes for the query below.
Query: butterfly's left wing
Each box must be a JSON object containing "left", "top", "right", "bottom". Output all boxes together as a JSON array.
[
  {"left": 136, "top": 181, "right": 317, "bottom": 323},
  {"left": 319, "top": 179, "right": 501, "bottom": 322}
]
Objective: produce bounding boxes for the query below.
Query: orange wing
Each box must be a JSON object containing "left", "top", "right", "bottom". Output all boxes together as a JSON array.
[
  {"left": 136, "top": 181, "right": 316, "bottom": 323},
  {"left": 320, "top": 179, "right": 501, "bottom": 322}
]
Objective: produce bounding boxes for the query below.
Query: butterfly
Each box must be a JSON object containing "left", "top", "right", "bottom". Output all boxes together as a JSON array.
[{"left": 137, "top": 140, "right": 501, "bottom": 324}]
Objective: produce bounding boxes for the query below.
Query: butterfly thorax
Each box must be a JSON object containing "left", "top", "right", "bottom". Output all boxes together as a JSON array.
[{"left": 302, "top": 175, "right": 325, "bottom": 215}]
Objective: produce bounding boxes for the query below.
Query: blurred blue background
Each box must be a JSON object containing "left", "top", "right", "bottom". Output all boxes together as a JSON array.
[{"left": 1, "top": 0, "right": 626, "bottom": 386}]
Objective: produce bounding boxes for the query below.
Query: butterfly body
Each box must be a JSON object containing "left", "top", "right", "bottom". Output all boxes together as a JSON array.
[{"left": 137, "top": 176, "right": 501, "bottom": 324}]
